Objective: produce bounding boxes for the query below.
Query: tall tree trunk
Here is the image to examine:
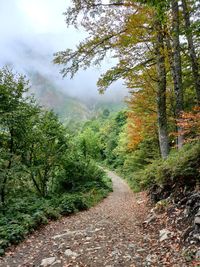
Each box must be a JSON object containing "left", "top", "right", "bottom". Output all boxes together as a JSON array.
[
  {"left": 182, "top": 0, "right": 200, "bottom": 105},
  {"left": 155, "top": 19, "right": 169, "bottom": 159},
  {"left": 164, "top": 27, "right": 176, "bottom": 117},
  {"left": 171, "top": 0, "right": 184, "bottom": 149}
]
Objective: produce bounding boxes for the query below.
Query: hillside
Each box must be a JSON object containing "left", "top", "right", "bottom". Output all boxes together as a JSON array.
[{"left": 28, "top": 71, "right": 124, "bottom": 124}]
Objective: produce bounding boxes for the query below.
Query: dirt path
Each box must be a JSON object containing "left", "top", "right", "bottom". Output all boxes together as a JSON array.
[{"left": 0, "top": 171, "right": 187, "bottom": 267}]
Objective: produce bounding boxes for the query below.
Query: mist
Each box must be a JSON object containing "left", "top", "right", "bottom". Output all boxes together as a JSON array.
[{"left": 0, "top": 0, "right": 127, "bottom": 103}]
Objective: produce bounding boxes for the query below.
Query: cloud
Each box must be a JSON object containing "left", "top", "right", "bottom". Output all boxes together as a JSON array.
[{"left": 0, "top": 0, "right": 127, "bottom": 102}]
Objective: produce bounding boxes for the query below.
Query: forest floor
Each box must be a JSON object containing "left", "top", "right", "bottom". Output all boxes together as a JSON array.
[{"left": 0, "top": 171, "right": 193, "bottom": 267}]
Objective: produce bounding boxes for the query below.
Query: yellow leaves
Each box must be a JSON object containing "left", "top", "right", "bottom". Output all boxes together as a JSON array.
[
  {"left": 125, "top": 66, "right": 158, "bottom": 151},
  {"left": 118, "top": 6, "right": 153, "bottom": 46},
  {"left": 127, "top": 113, "right": 143, "bottom": 149},
  {"left": 127, "top": 111, "right": 157, "bottom": 150}
]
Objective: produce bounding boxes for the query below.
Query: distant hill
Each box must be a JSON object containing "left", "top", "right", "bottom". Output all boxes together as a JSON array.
[
  {"left": 28, "top": 71, "right": 125, "bottom": 124},
  {"left": 1, "top": 39, "right": 126, "bottom": 123},
  {"left": 28, "top": 72, "right": 91, "bottom": 123}
]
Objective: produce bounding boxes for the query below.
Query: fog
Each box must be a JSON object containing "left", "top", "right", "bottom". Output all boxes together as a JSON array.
[{"left": 0, "top": 0, "right": 127, "bottom": 103}]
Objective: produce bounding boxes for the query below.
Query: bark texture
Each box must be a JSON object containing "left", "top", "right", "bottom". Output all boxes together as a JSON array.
[
  {"left": 182, "top": 0, "right": 200, "bottom": 105},
  {"left": 171, "top": 0, "right": 184, "bottom": 149},
  {"left": 155, "top": 19, "right": 169, "bottom": 159}
]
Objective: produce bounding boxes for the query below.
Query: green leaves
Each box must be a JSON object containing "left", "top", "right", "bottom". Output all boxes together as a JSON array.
[{"left": 0, "top": 66, "right": 113, "bottom": 254}]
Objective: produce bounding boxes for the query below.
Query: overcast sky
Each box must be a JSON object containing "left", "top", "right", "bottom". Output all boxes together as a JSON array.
[{"left": 0, "top": 0, "right": 126, "bottom": 102}]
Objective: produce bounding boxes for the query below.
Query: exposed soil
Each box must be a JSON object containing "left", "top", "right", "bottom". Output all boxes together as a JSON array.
[{"left": 0, "top": 171, "right": 191, "bottom": 267}]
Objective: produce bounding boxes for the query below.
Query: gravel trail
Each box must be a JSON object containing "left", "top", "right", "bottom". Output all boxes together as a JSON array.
[{"left": 0, "top": 171, "right": 152, "bottom": 267}]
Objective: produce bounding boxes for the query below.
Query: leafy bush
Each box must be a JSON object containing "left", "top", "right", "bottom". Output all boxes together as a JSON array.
[
  {"left": 128, "top": 142, "right": 200, "bottom": 196},
  {"left": 59, "top": 193, "right": 96, "bottom": 215},
  {"left": 59, "top": 194, "right": 78, "bottom": 214},
  {"left": 42, "top": 206, "right": 61, "bottom": 220},
  {"left": 0, "top": 172, "right": 112, "bottom": 254},
  {"left": 0, "top": 68, "right": 113, "bottom": 256},
  {"left": 32, "top": 211, "right": 48, "bottom": 226},
  {"left": 56, "top": 156, "right": 108, "bottom": 193}
]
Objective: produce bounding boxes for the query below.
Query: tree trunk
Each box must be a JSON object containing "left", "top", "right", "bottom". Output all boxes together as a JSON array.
[
  {"left": 164, "top": 27, "right": 176, "bottom": 117},
  {"left": 182, "top": 0, "right": 200, "bottom": 105},
  {"left": 171, "top": 0, "right": 184, "bottom": 149},
  {"left": 155, "top": 19, "right": 169, "bottom": 159}
]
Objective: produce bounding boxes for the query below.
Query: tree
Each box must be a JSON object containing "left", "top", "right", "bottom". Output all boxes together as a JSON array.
[
  {"left": 171, "top": 0, "right": 184, "bottom": 148},
  {"left": 54, "top": 0, "right": 172, "bottom": 158},
  {"left": 154, "top": 16, "right": 170, "bottom": 158},
  {"left": 78, "top": 128, "right": 101, "bottom": 160},
  {"left": 0, "top": 67, "right": 68, "bottom": 201},
  {"left": 54, "top": 0, "right": 200, "bottom": 158},
  {"left": 181, "top": 0, "right": 200, "bottom": 104},
  {"left": 0, "top": 67, "right": 30, "bottom": 207},
  {"left": 24, "top": 110, "right": 67, "bottom": 197},
  {"left": 126, "top": 68, "right": 158, "bottom": 150}
]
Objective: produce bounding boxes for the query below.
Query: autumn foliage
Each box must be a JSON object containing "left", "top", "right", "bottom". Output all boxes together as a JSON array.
[
  {"left": 177, "top": 106, "right": 200, "bottom": 142},
  {"left": 126, "top": 69, "right": 158, "bottom": 150}
]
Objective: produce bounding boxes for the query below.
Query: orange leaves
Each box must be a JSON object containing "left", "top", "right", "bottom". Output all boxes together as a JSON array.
[
  {"left": 127, "top": 111, "right": 157, "bottom": 150},
  {"left": 127, "top": 112, "right": 143, "bottom": 149},
  {"left": 126, "top": 80, "right": 158, "bottom": 150},
  {"left": 125, "top": 66, "right": 158, "bottom": 150},
  {"left": 174, "top": 106, "right": 200, "bottom": 143}
]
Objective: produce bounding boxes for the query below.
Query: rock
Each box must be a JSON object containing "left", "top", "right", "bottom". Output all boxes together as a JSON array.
[
  {"left": 146, "top": 254, "right": 153, "bottom": 264},
  {"left": 137, "top": 200, "right": 144, "bottom": 204},
  {"left": 182, "top": 226, "right": 193, "bottom": 241},
  {"left": 193, "top": 233, "right": 200, "bottom": 241},
  {"left": 144, "top": 214, "right": 156, "bottom": 224},
  {"left": 64, "top": 249, "right": 78, "bottom": 258},
  {"left": 133, "top": 255, "right": 142, "bottom": 262},
  {"left": 136, "top": 248, "right": 146, "bottom": 253},
  {"left": 159, "top": 229, "right": 172, "bottom": 242},
  {"left": 194, "top": 216, "right": 200, "bottom": 225},
  {"left": 146, "top": 254, "right": 157, "bottom": 263},
  {"left": 123, "top": 254, "right": 131, "bottom": 260},
  {"left": 58, "top": 243, "right": 69, "bottom": 250},
  {"left": 195, "top": 209, "right": 200, "bottom": 217},
  {"left": 40, "top": 257, "right": 56, "bottom": 267},
  {"left": 52, "top": 233, "right": 70, "bottom": 240},
  {"left": 86, "top": 247, "right": 101, "bottom": 251},
  {"left": 52, "top": 231, "right": 74, "bottom": 240},
  {"left": 52, "top": 230, "right": 84, "bottom": 240},
  {"left": 128, "top": 243, "right": 136, "bottom": 249},
  {"left": 51, "top": 260, "right": 62, "bottom": 267},
  {"left": 196, "top": 250, "right": 200, "bottom": 260}
]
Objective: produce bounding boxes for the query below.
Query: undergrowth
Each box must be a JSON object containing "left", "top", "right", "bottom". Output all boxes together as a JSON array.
[
  {"left": 0, "top": 174, "right": 112, "bottom": 255},
  {"left": 126, "top": 142, "right": 200, "bottom": 200}
]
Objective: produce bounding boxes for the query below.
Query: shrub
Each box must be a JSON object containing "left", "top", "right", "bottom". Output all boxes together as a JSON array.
[
  {"left": 59, "top": 194, "right": 78, "bottom": 215},
  {"left": 32, "top": 211, "right": 48, "bottom": 226},
  {"left": 0, "top": 166, "right": 112, "bottom": 254},
  {"left": 128, "top": 142, "right": 200, "bottom": 194},
  {"left": 43, "top": 206, "right": 61, "bottom": 220},
  {"left": 56, "top": 158, "right": 107, "bottom": 193},
  {"left": 58, "top": 193, "right": 90, "bottom": 215}
]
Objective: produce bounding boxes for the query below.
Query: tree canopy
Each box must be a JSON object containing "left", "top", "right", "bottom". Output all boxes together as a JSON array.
[{"left": 54, "top": 0, "right": 200, "bottom": 158}]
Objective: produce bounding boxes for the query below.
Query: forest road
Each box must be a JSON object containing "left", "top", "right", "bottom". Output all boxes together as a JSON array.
[{"left": 0, "top": 170, "right": 152, "bottom": 267}]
